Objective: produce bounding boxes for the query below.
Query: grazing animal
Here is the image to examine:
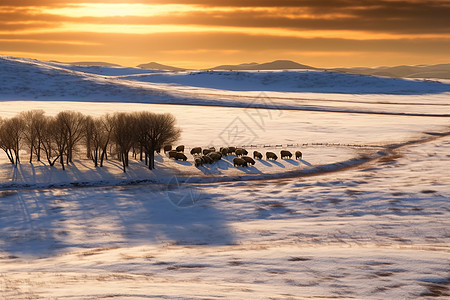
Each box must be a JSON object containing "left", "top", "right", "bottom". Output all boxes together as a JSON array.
[
  {"left": 164, "top": 145, "right": 172, "bottom": 152},
  {"left": 228, "top": 146, "right": 236, "bottom": 154},
  {"left": 202, "top": 155, "right": 213, "bottom": 164},
  {"left": 253, "top": 151, "right": 263, "bottom": 160},
  {"left": 266, "top": 151, "right": 278, "bottom": 160},
  {"left": 233, "top": 157, "right": 248, "bottom": 167},
  {"left": 295, "top": 151, "right": 303, "bottom": 160},
  {"left": 168, "top": 150, "right": 178, "bottom": 159},
  {"left": 194, "top": 157, "right": 203, "bottom": 167},
  {"left": 190, "top": 147, "right": 202, "bottom": 156},
  {"left": 280, "top": 150, "right": 292, "bottom": 159},
  {"left": 208, "top": 152, "right": 222, "bottom": 162},
  {"left": 203, "top": 148, "right": 214, "bottom": 155},
  {"left": 174, "top": 152, "right": 187, "bottom": 161},
  {"left": 235, "top": 148, "right": 248, "bottom": 157},
  {"left": 241, "top": 156, "right": 255, "bottom": 165},
  {"left": 176, "top": 145, "right": 185, "bottom": 152},
  {"left": 220, "top": 147, "right": 229, "bottom": 156}
]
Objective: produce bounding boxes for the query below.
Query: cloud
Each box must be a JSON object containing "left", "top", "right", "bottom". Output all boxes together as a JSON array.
[{"left": 1, "top": 1, "right": 449, "bottom": 34}]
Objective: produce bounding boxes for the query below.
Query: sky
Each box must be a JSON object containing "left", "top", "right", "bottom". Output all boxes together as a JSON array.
[{"left": 1, "top": 0, "right": 449, "bottom": 68}]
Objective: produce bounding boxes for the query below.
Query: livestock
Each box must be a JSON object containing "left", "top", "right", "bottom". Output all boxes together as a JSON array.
[
  {"left": 174, "top": 152, "right": 187, "bottom": 161},
  {"left": 233, "top": 157, "right": 248, "bottom": 167},
  {"left": 164, "top": 145, "right": 172, "bottom": 152},
  {"left": 228, "top": 146, "right": 236, "bottom": 154},
  {"left": 202, "top": 155, "right": 213, "bottom": 164},
  {"left": 203, "top": 148, "right": 215, "bottom": 155},
  {"left": 295, "top": 151, "right": 303, "bottom": 160},
  {"left": 208, "top": 152, "right": 222, "bottom": 161},
  {"left": 253, "top": 151, "right": 263, "bottom": 160},
  {"left": 235, "top": 148, "right": 248, "bottom": 157},
  {"left": 280, "top": 150, "right": 292, "bottom": 159},
  {"left": 241, "top": 156, "right": 255, "bottom": 165},
  {"left": 220, "top": 147, "right": 229, "bottom": 156},
  {"left": 266, "top": 151, "right": 278, "bottom": 160},
  {"left": 168, "top": 150, "right": 178, "bottom": 159},
  {"left": 190, "top": 147, "right": 202, "bottom": 156},
  {"left": 194, "top": 157, "right": 203, "bottom": 167},
  {"left": 176, "top": 145, "right": 185, "bottom": 152}
]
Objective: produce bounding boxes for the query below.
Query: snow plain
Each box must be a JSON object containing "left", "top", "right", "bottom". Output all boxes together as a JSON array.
[{"left": 0, "top": 56, "right": 449, "bottom": 299}]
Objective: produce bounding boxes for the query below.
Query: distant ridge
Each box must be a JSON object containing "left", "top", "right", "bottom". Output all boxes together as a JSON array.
[
  {"left": 137, "top": 62, "right": 185, "bottom": 71},
  {"left": 332, "top": 63, "right": 450, "bottom": 80},
  {"left": 211, "top": 60, "right": 316, "bottom": 70},
  {"left": 55, "top": 61, "right": 123, "bottom": 67}
]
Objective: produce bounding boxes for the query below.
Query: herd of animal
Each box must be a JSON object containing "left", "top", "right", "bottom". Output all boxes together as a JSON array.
[{"left": 163, "top": 145, "right": 302, "bottom": 168}]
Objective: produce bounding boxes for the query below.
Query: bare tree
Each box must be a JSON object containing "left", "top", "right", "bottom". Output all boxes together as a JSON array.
[
  {"left": 84, "top": 115, "right": 113, "bottom": 167},
  {"left": 0, "top": 116, "right": 25, "bottom": 166},
  {"left": 136, "top": 112, "right": 181, "bottom": 170},
  {"left": 55, "top": 111, "right": 86, "bottom": 165},
  {"left": 19, "top": 110, "right": 45, "bottom": 163},
  {"left": 40, "top": 116, "right": 62, "bottom": 167},
  {"left": 111, "top": 112, "right": 137, "bottom": 172}
]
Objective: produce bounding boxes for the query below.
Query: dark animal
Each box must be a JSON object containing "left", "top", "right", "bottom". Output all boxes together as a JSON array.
[
  {"left": 174, "top": 152, "right": 187, "bottom": 161},
  {"left": 203, "top": 148, "right": 214, "bottom": 155},
  {"left": 190, "top": 147, "right": 202, "bottom": 156},
  {"left": 241, "top": 156, "right": 255, "bottom": 165},
  {"left": 295, "top": 151, "right": 303, "bottom": 160},
  {"left": 208, "top": 152, "right": 222, "bottom": 162},
  {"left": 202, "top": 155, "right": 213, "bottom": 164},
  {"left": 176, "top": 145, "right": 185, "bottom": 152},
  {"left": 194, "top": 157, "right": 203, "bottom": 167},
  {"left": 228, "top": 146, "right": 236, "bottom": 154},
  {"left": 280, "top": 150, "right": 292, "bottom": 159},
  {"left": 266, "top": 151, "right": 278, "bottom": 160},
  {"left": 220, "top": 147, "right": 229, "bottom": 156},
  {"left": 235, "top": 148, "right": 248, "bottom": 157},
  {"left": 164, "top": 145, "right": 172, "bottom": 152},
  {"left": 253, "top": 151, "right": 263, "bottom": 160},
  {"left": 168, "top": 150, "right": 178, "bottom": 159},
  {"left": 233, "top": 157, "right": 248, "bottom": 167}
]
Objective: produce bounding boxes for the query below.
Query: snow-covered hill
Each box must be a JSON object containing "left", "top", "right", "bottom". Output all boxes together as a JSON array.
[{"left": 1, "top": 55, "right": 450, "bottom": 103}]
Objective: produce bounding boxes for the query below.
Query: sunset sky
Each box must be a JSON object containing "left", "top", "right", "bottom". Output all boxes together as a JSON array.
[{"left": 1, "top": 0, "right": 449, "bottom": 68}]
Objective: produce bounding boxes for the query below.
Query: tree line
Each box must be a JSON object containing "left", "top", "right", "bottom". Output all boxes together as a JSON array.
[{"left": 0, "top": 110, "right": 181, "bottom": 172}]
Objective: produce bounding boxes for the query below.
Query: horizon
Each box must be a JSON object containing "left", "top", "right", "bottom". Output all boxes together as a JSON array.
[{"left": 1, "top": 1, "right": 449, "bottom": 69}]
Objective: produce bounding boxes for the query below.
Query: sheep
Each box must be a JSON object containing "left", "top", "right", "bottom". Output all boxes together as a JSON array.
[
  {"left": 168, "top": 150, "right": 178, "bottom": 159},
  {"left": 174, "top": 152, "right": 187, "bottom": 161},
  {"left": 194, "top": 157, "right": 203, "bottom": 167},
  {"left": 253, "top": 151, "right": 263, "bottom": 160},
  {"left": 164, "top": 145, "right": 172, "bottom": 152},
  {"left": 190, "top": 147, "right": 202, "bottom": 156},
  {"left": 208, "top": 152, "right": 222, "bottom": 162},
  {"left": 235, "top": 148, "right": 248, "bottom": 157},
  {"left": 241, "top": 156, "right": 255, "bottom": 165},
  {"left": 280, "top": 150, "right": 292, "bottom": 159},
  {"left": 233, "top": 157, "right": 248, "bottom": 167},
  {"left": 266, "top": 151, "right": 278, "bottom": 160},
  {"left": 295, "top": 151, "right": 303, "bottom": 160},
  {"left": 176, "top": 145, "right": 185, "bottom": 152},
  {"left": 201, "top": 155, "right": 213, "bottom": 164}
]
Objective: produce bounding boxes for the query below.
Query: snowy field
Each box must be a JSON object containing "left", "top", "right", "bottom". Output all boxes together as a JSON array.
[{"left": 0, "top": 56, "right": 449, "bottom": 299}]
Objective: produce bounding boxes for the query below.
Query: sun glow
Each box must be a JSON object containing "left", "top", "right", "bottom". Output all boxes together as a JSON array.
[{"left": 41, "top": 3, "right": 197, "bottom": 17}]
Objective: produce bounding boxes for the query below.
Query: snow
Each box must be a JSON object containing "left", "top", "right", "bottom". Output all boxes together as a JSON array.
[{"left": 0, "top": 55, "right": 449, "bottom": 299}]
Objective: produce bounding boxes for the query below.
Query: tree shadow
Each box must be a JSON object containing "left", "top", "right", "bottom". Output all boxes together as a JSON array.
[{"left": 0, "top": 183, "right": 235, "bottom": 257}]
